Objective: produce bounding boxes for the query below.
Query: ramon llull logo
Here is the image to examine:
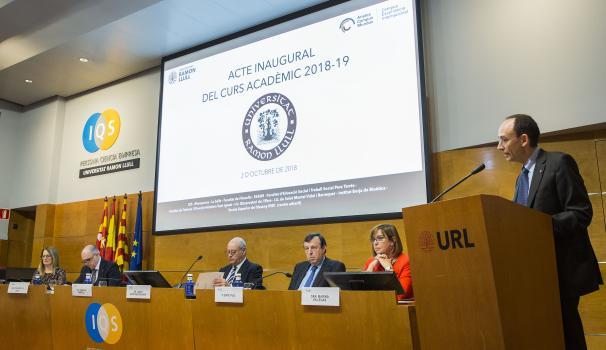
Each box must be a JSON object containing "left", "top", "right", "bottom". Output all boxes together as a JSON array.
[
  {"left": 168, "top": 70, "right": 178, "bottom": 84},
  {"left": 82, "top": 108, "right": 121, "bottom": 153},
  {"left": 242, "top": 93, "right": 297, "bottom": 161}
]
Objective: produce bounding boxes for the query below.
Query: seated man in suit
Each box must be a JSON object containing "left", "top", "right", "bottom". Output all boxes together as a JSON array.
[
  {"left": 212, "top": 237, "right": 263, "bottom": 289},
  {"left": 288, "top": 233, "right": 346, "bottom": 290},
  {"left": 74, "top": 245, "right": 122, "bottom": 286}
]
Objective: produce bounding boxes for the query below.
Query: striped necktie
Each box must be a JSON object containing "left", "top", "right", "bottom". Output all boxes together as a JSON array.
[{"left": 226, "top": 266, "right": 237, "bottom": 285}]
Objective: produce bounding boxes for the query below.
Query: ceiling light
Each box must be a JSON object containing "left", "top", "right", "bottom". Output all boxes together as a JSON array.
[
  {"left": 25, "top": 79, "right": 32, "bottom": 83},
  {"left": 79, "top": 57, "right": 89, "bottom": 63}
]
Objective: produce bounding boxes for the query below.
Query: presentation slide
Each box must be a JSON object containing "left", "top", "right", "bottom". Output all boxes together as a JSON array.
[{"left": 155, "top": 0, "right": 428, "bottom": 233}]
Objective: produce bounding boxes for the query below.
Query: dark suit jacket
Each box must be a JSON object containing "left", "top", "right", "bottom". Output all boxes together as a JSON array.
[
  {"left": 74, "top": 259, "right": 122, "bottom": 286},
  {"left": 515, "top": 148, "right": 602, "bottom": 297},
  {"left": 219, "top": 259, "right": 263, "bottom": 289},
  {"left": 288, "top": 257, "right": 346, "bottom": 290}
]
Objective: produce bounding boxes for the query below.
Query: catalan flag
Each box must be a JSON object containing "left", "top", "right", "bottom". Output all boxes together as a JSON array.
[
  {"left": 96, "top": 197, "right": 108, "bottom": 255},
  {"left": 130, "top": 192, "right": 143, "bottom": 270},
  {"left": 104, "top": 196, "right": 117, "bottom": 261},
  {"left": 114, "top": 194, "right": 130, "bottom": 271}
]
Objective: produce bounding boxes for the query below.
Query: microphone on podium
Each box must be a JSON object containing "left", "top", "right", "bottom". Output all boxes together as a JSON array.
[
  {"left": 430, "top": 163, "right": 486, "bottom": 203},
  {"left": 176, "top": 255, "right": 203, "bottom": 288}
]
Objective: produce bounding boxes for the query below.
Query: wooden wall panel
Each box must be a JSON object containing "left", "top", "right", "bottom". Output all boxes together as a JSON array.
[
  {"left": 0, "top": 240, "right": 8, "bottom": 266},
  {"left": 541, "top": 138, "right": 600, "bottom": 193},
  {"left": 432, "top": 147, "right": 519, "bottom": 201},
  {"left": 588, "top": 195, "right": 606, "bottom": 262},
  {"left": 33, "top": 204, "right": 55, "bottom": 238},
  {"left": 579, "top": 264, "right": 606, "bottom": 334},
  {"left": 586, "top": 336, "right": 606, "bottom": 350},
  {"left": 52, "top": 235, "right": 96, "bottom": 275},
  {"left": 595, "top": 140, "right": 606, "bottom": 262},
  {"left": 153, "top": 218, "right": 404, "bottom": 288},
  {"left": 6, "top": 210, "right": 35, "bottom": 267}
]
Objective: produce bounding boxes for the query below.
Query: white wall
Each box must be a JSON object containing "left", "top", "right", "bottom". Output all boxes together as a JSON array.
[
  {"left": 0, "top": 108, "right": 20, "bottom": 239},
  {"left": 423, "top": 0, "right": 606, "bottom": 151},
  {"left": 9, "top": 100, "right": 65, "bottom": 208},
  {"left": 56, "top": 70, "right": 160, "bottom": 204},
  {"left": 0, "top": 109, "right": 19, "bottom": 205}
]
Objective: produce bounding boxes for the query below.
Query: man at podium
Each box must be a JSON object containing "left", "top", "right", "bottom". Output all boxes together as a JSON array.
[{"left": 497, "top": 114, "right": 603, "bottom": 350}]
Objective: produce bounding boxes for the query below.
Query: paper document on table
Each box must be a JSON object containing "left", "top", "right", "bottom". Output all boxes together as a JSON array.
[{"left": 196, "top": 272, "right": 223, "bottom": 289}]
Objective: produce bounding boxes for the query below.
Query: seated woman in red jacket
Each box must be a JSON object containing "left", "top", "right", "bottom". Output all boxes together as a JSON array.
[{"left": 363, "top": 223, "right": 413, "bottom": 300}]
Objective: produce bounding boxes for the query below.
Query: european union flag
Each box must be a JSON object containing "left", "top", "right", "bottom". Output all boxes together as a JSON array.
[{"left": 130, "top": 192, "right": 143, "bottom": 270}]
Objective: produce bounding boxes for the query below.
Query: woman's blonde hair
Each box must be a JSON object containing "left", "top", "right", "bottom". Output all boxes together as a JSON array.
[{"left": 37, "top": 246, "right": 60, "bottom": 275}]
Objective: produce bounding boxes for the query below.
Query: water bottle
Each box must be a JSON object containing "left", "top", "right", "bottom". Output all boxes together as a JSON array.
[
  {"left": 84, "top": 273, "right": 92, "bottom": 284},
  {"left": 232, "top": 273, "right": 243, "bottom": 288},
  {"left": 33, "top": 272, "right": 42, "bottom": 285},
  {"left": 185, "top": 273, "right": 196, "bottom": 299}
]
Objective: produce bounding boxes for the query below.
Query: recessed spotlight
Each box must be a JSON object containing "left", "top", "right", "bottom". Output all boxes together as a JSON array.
[
  {"left": 79, "top": 57, "right": 89, "bottom": 63},
  {"left": 25, "top": 79, "right": 32, "bottom": 83}
]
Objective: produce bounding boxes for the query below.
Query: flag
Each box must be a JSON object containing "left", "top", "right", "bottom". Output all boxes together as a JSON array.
[
  {"left": 130, "top": 192, "right": 143, "bottom": 270},
  {"left": 104, "top": 196, "right": 117, "bottom": 261},
  {"left": 96, "top": 197, "right": 108, "bottom": 255},
  {"left": 114, "top": 194, "right": 130, "bottom": 271}
]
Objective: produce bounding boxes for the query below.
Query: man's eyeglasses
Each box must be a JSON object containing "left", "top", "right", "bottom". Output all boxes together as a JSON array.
[
  {"left": 81, "top": 256, "right": 95, "bottom": 264},
  {"left": 226, "top": 249, "right": 241, "bottom": 256}
]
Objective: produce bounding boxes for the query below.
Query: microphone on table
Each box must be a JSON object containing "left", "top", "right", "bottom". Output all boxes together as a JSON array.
[
  {"left": 176, "top": 255, "right": 203, "bottom": 288},
  {"left": 430, "top": 163, "right": 486, "bottom": 203},
  {"left": 262, "top": 271, "right": 292, "bottom": 279}
]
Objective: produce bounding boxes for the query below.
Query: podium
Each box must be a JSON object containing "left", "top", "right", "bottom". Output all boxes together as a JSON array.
[{"left": 403, "top": 195, "right": 564, "bottom": 350}]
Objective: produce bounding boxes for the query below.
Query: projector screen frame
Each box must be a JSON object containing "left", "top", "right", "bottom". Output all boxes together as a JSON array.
[{"left": 153, "top": 0, "right": 430, "bottom": 235}]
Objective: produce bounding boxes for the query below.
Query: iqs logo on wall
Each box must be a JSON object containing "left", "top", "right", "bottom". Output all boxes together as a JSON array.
[
  {"left": 242, "top": 93, "right": 297, "bottom": 161},
  {"left": 85, "top": 303, "right": 123, "bottom": 344},
  {"left": 82, "top": 109, "right": 121, "bottom": 153}
]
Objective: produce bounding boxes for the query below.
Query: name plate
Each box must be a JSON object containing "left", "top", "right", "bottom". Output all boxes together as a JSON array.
[
  {"left": 72, "top": 284, "right": 93, "bottom": 297},
  {"left": 126, "top": 285, "right": 151, "bottom": 299},
  {"left": 301, "top": 287, "right": 340, "bottom": 306},
  {"left": 8, "top": 282, "right": 29, "bottom": 294},
  {"left": 214, "top": 286, "right": 243, "bottom": 303}
]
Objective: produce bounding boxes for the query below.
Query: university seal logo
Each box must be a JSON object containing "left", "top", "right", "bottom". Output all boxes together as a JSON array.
[
  {"left": 339, "top": 18, "right": 355, "bottom": 32},
  {"left": 242, "top": 93, "right": 297, "bottom": 161},
  {"left": 419, "top": 231, "right": 435, "bottom": 252}
]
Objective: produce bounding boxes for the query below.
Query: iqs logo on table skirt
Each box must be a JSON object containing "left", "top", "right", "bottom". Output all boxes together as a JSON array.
[
  {"left": 82, "top": 108, "right": 121, "bottom": 153},
  {"left": 85, "top": 302, "right": 123, "bottom": 344}
]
